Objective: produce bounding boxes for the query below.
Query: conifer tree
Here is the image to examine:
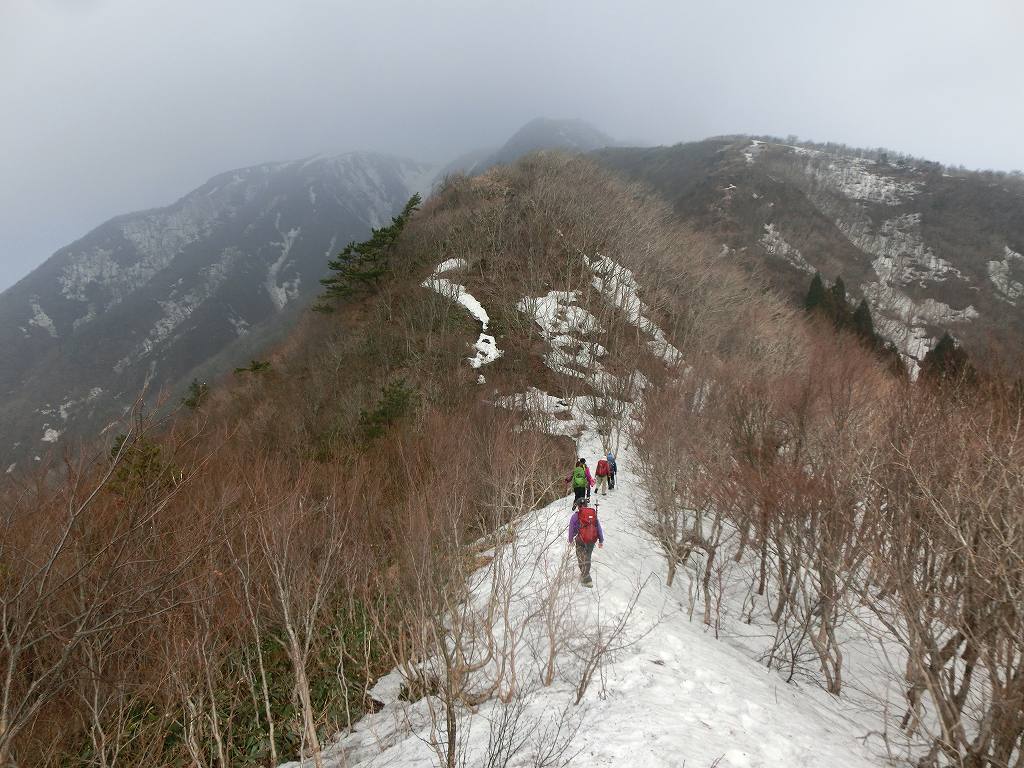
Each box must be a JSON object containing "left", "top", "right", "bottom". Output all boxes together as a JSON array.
[
  {"left": 182, "top": 378, "right": 209, "bottom": 409},
  {"left": 830, "top": 275, "right": 846, "bottom": 305},
  {"left": 919, "top": 332, "right": 974, "bottom": 385},
  {"left": 314, "top": 194, "right": 421, "bottom": 311},
  {"left": 829, "top": 276, "right": 849, "bottom": 327},
  {"left": 804, "top": 272, "right": 826, "bottom": 313},
  {"left": 852, "top": 298, "right": 876, "bottom": 344}
]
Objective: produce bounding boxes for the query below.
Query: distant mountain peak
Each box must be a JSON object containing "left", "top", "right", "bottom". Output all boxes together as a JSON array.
[
  {"left": 491, "top": 117, "right": 614, "bottom": 164},
  {"left": 443, "top": 117, "right": 615, "bottom": 177}
]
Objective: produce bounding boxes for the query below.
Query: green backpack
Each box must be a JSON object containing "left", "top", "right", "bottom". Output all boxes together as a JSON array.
[{"left": 572, "top": 466, "right": 587, "bottom": 489}]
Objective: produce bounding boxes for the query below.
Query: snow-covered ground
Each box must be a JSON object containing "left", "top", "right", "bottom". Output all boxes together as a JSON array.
[
  {"left": 743, "top": 139, "right": 765, "bottom": 165},
  {"left": 770, "top": 145, "right": 977, "bottom": 374},
  {"left": 282, "top": 401, "right": 888, "bottom": 768},
  {"left": 516, "top": 290, "right": 616, "bottom": 390},
  {"left": 28, "top": 298, "right": 58, "bottom": 338}
]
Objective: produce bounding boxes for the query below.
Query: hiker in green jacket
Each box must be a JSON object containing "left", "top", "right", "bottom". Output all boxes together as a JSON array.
[{"left": 565, "top": 458, "right": 594, "bottom": 505}]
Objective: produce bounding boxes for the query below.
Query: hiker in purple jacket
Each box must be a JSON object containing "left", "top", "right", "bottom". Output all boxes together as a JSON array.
[{"left": 568, "top": 499, "right": 604, "bottom": 586}]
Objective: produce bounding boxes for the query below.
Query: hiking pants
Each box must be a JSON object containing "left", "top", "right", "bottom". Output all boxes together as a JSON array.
[
  {"left": 608, "top": 470, "right": 615, "bottom": 490},
  {"left": 573, "top": 485, "right": 587, "bottom": 504},
  {"left": 575, "top": 540, "right": 596, "bottom": 580},
  {"left": 595, "top": 475, "right": 608, "bottom": 494}
]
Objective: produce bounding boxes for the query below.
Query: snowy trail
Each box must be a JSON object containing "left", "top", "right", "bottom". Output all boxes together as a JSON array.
[{"left": 288, "top": 414, "right": 884, "bottom": 768}]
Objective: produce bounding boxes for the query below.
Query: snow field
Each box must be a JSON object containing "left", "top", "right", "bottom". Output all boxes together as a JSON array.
[{"left": 516, "top": 291, "right": 619, "bottom": 392}]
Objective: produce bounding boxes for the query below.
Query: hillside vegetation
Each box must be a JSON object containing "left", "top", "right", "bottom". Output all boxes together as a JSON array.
[{"left": 2, "top": 155, "right": 1022, "bottom": 767}]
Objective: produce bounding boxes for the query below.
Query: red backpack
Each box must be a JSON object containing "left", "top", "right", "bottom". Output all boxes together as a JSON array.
[
  {"left": 578, "top": 507, "right": 599, "bottom": 544},
  {"left": 595, "top": 459, "right": 609, "bottom": 477}
]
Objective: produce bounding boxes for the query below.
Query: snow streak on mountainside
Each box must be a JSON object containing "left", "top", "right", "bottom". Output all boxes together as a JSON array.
[
  {"left": 0, "top": 152, "right": 434, "bottom": 469},
  {"left": 988, "top": 246, "right": 1024, "bottom": 305},
  {"left": 760, "top": 223, "right": 814, "bottom": 274}
]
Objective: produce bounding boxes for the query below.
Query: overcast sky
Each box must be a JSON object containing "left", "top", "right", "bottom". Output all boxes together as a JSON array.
[{"left": 2, "top": 0, "right": 1022, "bottom": 291}]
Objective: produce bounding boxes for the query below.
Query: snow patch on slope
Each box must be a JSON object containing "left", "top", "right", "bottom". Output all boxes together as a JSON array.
[
  {"left": 761, "top": 223, "right": 815, "bottom": 273},
  {"left": 586, "top": 253, "right": 683, "bottom": 365},
  {"left": 517, "top": 291, "right": 614, "bottom": 388},
  {"left": 742, "top": 139, "right": 764, "bottom": 164},
  {"left": 818, "top": 212, "right": 976, "bottom": 375},
  {"left": 28, "top": 299, "right": 58, "bottom": 338},
  {"left": 113, "top": 248, "right": 239, "bottom": 373},
  {"left": 493, "top": 387, "right": 577, "bottom": 437},
  {"left": 806, "top": 157, "right": 920, "bottom": 205},
  {"left": 987, "top": 246, "right": 1024, "bottom": 304},
  {"left": 844, "top": 213, "right": 961, "bottom": 286},
  {"left": 422, "top": 259, "right": 503, "bottom": 371},
  {"left": 39, "top": 387, "right": 104, "bottom": 423},
  {"left": 228, "top": 314, "right": 251, "bottom": 337},
  {"left": 59, "top": 188, "right": 234, "bottom": 309}
]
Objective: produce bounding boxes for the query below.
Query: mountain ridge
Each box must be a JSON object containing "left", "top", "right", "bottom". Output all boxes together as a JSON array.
[
  {"left": 594, "top": 136, "right": 1024, "bottom": 375},
  {"left": 0, "top": 150, "right": 435, "bottom": 469}
]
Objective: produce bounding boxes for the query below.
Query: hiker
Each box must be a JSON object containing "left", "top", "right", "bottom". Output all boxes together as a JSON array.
[
  {"left": 595, "top": 454, "right": 611, "bottom": 495},
  {"left": 606, "top": 450, "right": 618, "bottom": 490},
  {"left": 568, "top": 498, "right": 604, "bottom": 586},
  {"left": 580, "top": 458, "right": 594, "bottom": 501},
  {"left": 565, "top": 458, "right": 593, "bottom": 505}
]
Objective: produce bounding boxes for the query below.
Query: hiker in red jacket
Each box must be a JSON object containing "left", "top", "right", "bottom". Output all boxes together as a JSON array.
[
  {"left": 595, "top": 455, "right": 611, "bottom": 496},
  {"left": 568, "top": 499, "right": 604, "bottom": 586}
]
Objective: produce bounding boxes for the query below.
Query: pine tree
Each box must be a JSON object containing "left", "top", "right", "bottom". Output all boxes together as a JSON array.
[
  {"left": 314, "top": 194, "right": 421, "bottom": 311},
  {"left": 182, "top": 378, "right": 209, "bottom": 409},
  {"left": 829, "top": 276, "right": 849, "bottom": 327},
  {"left": 830, "top": 276, "right": 846, "bottom": 305},
  {"left": 852, "top": 299, "right": 876, "bottom": 344},
  {"left": 233, "top": 360, "right": 271, "bottom": 375},
  {"left": 359, "top": 379, "right": 416, "bottom": 441},
  {"left": 804, "top": 272, "right": 826, "bottom": 313}
]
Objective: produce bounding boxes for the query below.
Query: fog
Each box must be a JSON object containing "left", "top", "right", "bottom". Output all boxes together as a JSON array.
[{"left": 2, "top": 0, "right": 1022, "bottom": 290}]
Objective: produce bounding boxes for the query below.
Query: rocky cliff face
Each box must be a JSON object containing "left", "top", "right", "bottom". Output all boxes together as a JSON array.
[{"left": 0, "top": 152, "right": 434, "bottom": 470}]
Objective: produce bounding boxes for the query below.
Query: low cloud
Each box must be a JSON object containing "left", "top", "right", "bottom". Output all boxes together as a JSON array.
[{"left": 2, "top": 0, "right": 1021, "bottom": 289}]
